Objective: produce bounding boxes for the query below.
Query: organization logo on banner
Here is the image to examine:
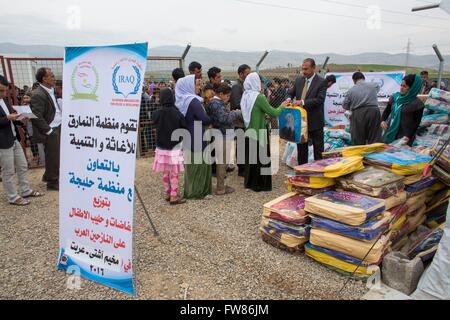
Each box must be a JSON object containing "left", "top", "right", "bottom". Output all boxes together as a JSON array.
[
  {"left": 370, "top": 78, "right": 384, "bottom": 88},
  {"left": 111, "top": 58, "right": 143, "bottom": 107},
  {"left": 71, "top": 61, "right": 99, "bottom": 101}
]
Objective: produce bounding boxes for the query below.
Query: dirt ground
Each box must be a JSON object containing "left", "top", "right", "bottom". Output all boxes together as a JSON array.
[{"left": 0, "top": 147, "right": 368, "bottom": 300}]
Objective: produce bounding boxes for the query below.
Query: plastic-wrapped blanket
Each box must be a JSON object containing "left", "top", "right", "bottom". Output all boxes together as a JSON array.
[
  {"left": 324, "top": 138, "right": 347, "bottom": 152},
  {"left": 322, "top": 143, "right": 386, "bottom": 159},
  {"left": 338, "top": 167, "right": 404, "bottom": 198},
  {"left": 407, "top": 225, "right": 445, "bottom": 262},
  {"left": 282, "top": 142, "right": 298, "bottom": 169},
  {"left": 310, "top": 215, "right": 390, "bottom": 241},
  {"left": 432, "top": 165, "right": 450, "bottom": 186},
  {"left": 391, "top": 223, "right": 410, "bottom": 251},
  {"left": 294, "top": 156, "right": 364, "bottom": 178},
  {"left": 364, "top": 148, "right": 432, "bottom": 176},
  {"left": 405, "top": 176, "right": 439, "bottom": 195},
  {"left": 261, "top": 217, "right": 310, "bottom": 238},
  {"left": 407, "top": 207, "right": 427, "bottom": 233},
  {"left": 305, "top": 243, "right": 378, "bottom": 278},
  {"left": 420, "top": 113, "right": 449, "bottom": 127},
  {"left": 426, "top": 188, "right": 450, "bottom": 211},
  {"left": 425, "top": 201, "right": 448, "bottom": 229},
  {"left": 383, "top": 204, "right": 408, "bottom": 228},
  {"left": 309, "top": 228, "right": 390, "bottom": 264},
  {"left": 428, "top": 88, "right": 450, "bottom": 102},
  {"left": 286, "top": 174, "right": 336, "bottom": 189},
  {"left": 427, "top": 124, "right": 450, "bottom": 137},
  {"left": 305, "top": 191, "right": 385, "bottom": 226},
  {"left": 376, "top": 191, "right": 407, "bottom": 211},
  {"left": 263, "top": 193, "right": 309, "bottom": 225},
  {"left": 424, "top": 98, "right": 450, "bottom": 114},
  {"left": 286, "top": 184, "right": 334, "bottom": 196},
  {"left": 260, "top": 226, "right": 308, "bottom": 252},
  {"left": 406, "top": 193, "right": 428, "bottom": 215}
]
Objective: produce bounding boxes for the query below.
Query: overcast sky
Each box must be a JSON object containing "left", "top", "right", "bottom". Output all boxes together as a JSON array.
[{"left": 1, "top": 0, "right": 449, "bottom": 55}]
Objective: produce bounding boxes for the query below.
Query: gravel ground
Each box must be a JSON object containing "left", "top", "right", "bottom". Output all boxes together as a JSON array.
[{"left": 0, "top": 145, "right": 368, "bottom": 300}]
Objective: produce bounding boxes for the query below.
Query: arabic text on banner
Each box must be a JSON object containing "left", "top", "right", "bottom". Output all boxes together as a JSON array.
[{"left": 57, "top": 43, "right": 148, "bottom": 295}]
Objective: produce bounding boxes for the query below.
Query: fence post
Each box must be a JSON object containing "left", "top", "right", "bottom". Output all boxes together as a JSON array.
[{"left": 6, "top": 58, "right": 19, "bottom": 105}]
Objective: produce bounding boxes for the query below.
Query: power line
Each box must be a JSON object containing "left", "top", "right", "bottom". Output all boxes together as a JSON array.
[{"left": 229, "top": 0, "right": 450, "bottom": 30}]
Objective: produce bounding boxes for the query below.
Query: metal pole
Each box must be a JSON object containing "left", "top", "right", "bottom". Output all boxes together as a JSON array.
[
  {"left": 411, "top": 3, "right": 440, "bottom": 12},
  {"left": 6, "top": 58, "right": 19, "bottom": 106},
  {"left": 181, "top": 43, "right": 191, "bottom": 70},
  {"left": 433, "top": 44, "right": 444, "bottom": 90},
  {"left": 134, "top": 185, "right": 160, "bottom": 238},
  {"left": 256, "top": 50, "right": 269, "bottom": 73},
  {"left": 320, "top": 56, "right": 330, "bottom": 76}
]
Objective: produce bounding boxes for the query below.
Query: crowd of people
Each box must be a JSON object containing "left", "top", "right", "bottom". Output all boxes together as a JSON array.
[{"left": 0, "top": 59, "right": 449, "bottom": 207}]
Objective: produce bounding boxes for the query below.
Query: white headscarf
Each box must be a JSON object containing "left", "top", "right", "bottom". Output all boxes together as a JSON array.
[
  {"left": 240, "top": 72, "right": 261, "bottom": 128},
  {"left": 175, "top": 75, "right": 204, "bottom": 116}
]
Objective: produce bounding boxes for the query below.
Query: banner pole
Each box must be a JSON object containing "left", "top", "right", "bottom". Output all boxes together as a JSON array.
[{"left": 134, "top": 185, "right": 160, "bottom": 238}]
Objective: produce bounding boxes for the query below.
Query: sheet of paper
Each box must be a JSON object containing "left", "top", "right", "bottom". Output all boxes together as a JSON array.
[{"left": 12, "top": 105, "right": 38, "bottom": 119}]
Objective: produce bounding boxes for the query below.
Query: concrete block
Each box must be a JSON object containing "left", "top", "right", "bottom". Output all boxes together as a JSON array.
[{"left": 382, "top": 251, "right": 424, "bottom": 295}]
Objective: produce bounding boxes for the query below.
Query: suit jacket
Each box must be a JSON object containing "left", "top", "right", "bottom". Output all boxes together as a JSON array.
[
  {"left": 30, "top": 85, "right": 56, "bottom": 143},
  {"left": 0, "top": 98, "right": 21, "bottom": 149},
  {"left": 289, "top": 74, "right": 328, "bottom": 131}
]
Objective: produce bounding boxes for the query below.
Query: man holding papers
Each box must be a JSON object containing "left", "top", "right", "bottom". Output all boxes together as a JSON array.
[{"left": 0, "top": 75, "right": 43, "bottom": 205}]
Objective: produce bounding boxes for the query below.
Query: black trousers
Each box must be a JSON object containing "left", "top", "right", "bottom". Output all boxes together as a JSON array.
[
  {"left": 350, "top": 107, "right": 382, "bottom": 146},
  {"left": 297, "top": 128, "right": 324, "bottom": 165},
  {"left": 43, "top": 126, "right": 61, "bottom": 187},
  {"left": 244, "top": 137, "right": 272, "bottom": 192}
]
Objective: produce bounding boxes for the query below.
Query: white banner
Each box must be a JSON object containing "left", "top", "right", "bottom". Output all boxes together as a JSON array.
[
  {"left": 324, "top": 71, "right": 405, "bottom": 127},
  {"left": 57, "top": 43, "right": 148, "bottom": 295}
]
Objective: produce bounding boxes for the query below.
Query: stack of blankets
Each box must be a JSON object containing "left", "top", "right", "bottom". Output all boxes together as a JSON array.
[
  {"left": 404, "top": 173, "right": 449, "bottom": 230},
  {"left": 304, "top": 191, "right": 389, "bottom": 278},
  {"left": 431, "top": 138, "right": 450, "bottom": 186},
  {"left": 260, "top": 193, "right": 311, "bottom": 254},
  {"left": 324, "top": 128, "right": 352, "bottom": 152},
  {"left": 420, "top": 88, "right": 450, "bottom": 128},
  {"left": 286, "top": 156, "right": 363, "bottom": 195},
  {"left": 337, "top": 167, "right": 409, "bottom": 251},
  {"left": 266, "top": 142, "right": 449, "bottom": 279}
]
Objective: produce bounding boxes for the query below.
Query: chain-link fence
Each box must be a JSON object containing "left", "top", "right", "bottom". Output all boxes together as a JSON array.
[{"left": 139, "top": 57, "right": 182, "bottom": 157}]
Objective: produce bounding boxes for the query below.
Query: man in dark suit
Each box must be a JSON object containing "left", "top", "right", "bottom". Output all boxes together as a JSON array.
[
  {"left": 0, "top": 75, "right": 42, "bottom": 205},
  {"left": 289, "top": 58, "right": 328, "bottom": 164},
  {"left": 30, "top": 68, "right": 62, "bottom": 191}
]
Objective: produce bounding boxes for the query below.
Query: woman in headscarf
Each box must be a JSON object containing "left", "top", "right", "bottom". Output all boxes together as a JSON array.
[
  {"left": 381, "top": 74, "right": 424, "bottom": 146},
  {"left": 175, "top": 75, "right": 213, "bottom": 199},
  {"left": 241, "top": 72, "right": 288, "bottom": 192}
]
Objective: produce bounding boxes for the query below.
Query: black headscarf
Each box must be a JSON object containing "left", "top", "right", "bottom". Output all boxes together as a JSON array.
[{"left": 160, "top": 88, "right": 175, "bottom": 108}]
